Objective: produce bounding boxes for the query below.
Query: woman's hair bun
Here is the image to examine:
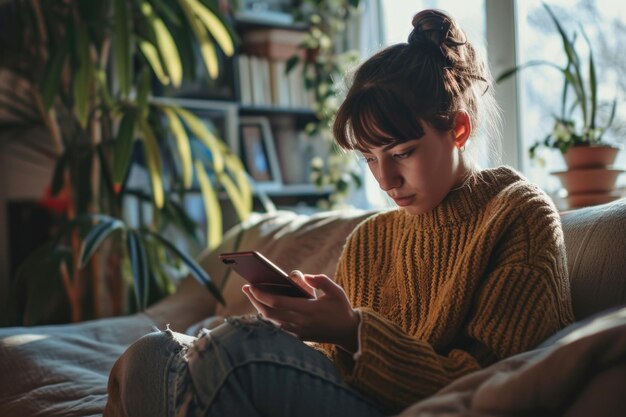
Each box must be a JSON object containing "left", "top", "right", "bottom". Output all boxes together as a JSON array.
[
  {"left": 409, "top": 9, "right": 453, "bottom": 47},
  {"left": 408, "top": 9, "right": 467, "bottom": 62}
]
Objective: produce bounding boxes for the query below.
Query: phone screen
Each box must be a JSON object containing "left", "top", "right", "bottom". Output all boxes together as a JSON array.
[{"left": 219, "top": 251, "right": 315, "bottom": 298}]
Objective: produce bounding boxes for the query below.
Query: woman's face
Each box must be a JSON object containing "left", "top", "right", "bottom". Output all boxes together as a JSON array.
[{"left": 360, "top": 122, "right": 468, "bottom": 215}]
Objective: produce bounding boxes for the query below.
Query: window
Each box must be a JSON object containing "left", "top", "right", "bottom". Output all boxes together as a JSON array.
[{"left": 516, "top": 0, "right": 626, "bottom": 193}]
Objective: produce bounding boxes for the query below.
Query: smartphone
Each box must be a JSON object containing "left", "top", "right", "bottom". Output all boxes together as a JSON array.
[{"left": 218, "top": 251, "right": 315, "bottom": 299}]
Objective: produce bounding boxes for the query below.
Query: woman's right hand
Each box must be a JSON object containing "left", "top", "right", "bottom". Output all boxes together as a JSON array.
[{"left": 242, "top": 271, "right": 360, "bottom": 352}]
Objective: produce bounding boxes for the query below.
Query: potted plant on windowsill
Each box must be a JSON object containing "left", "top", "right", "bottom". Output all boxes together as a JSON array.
[{"left": 497, "top": 3, "right": 623, "bottom": 208}]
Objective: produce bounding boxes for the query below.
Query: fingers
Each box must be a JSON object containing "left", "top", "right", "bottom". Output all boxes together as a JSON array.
[
  {"left": 301, "top": 274, "right": 341, "bottom": 296},
  {"left": 244, "top": 283, "right": 313, "bottom": 310},
  {"left": 242, "top": 285, "right": 300, "bottom": 323}
]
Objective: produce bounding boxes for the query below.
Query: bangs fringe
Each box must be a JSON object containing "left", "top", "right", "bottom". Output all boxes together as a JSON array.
[{"left": 338, "top": 87, "right": 425, "bottom": 152}]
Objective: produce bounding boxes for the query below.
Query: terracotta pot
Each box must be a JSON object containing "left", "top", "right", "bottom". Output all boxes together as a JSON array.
[
  {"left": 563, "top": 145, "right": 620, "bottom": 169},
  {"left": 551, "top": 168, "right": 625, "bottom": 194}
]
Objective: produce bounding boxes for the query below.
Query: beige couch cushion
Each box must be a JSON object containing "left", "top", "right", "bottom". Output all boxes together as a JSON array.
[
  {"left": 561, "top": 198, "right": 626, "bottom": 320},
  {"left": 198, "top": 209, "right": 375, "bottom": 320}
]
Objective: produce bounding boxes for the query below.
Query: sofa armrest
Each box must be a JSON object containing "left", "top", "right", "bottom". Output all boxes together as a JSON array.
[{"left": 561, "top": 198, "right": 626, "bottom": 320}]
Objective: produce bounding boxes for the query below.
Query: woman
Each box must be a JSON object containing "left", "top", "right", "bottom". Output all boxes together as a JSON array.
[{"left": 105, "top": 9, "right": 574, "bottom": 417}]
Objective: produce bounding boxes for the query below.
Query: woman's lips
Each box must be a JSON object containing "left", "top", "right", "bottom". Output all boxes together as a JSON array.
[{"left": 392, "top": 195, "right": 415, "bottom": 206}]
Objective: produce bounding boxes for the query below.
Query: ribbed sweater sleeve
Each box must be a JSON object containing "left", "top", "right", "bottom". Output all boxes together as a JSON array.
[
  {"left": 332, "top": 263, "right": 566, "bottom": 412},
  {"left": 316, "top": 167, "right": 574, "bottom": 414}
]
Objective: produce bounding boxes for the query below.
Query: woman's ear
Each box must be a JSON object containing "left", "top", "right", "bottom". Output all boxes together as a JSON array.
[{"left": 453, "top": 111, "right": 472, "bottom": 149}]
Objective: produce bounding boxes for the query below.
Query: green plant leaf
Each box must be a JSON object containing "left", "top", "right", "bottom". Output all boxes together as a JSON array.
[
  {"left": 73, "top": 26, "right": 92, "bottom": 129},
  {"left": 581, "top": 28, "right": 597, "bottom": 130},
  {"left": 137, "top": 69, "right": 152, "bottom": 117},
  {"left": 113, "top": 108, "right": 137, "bottom": 190},
  {"left": 285, "top": 55, "right": 300, "bottom": 74},
  {"left": 218, "top": 172, "right": 249, "bottom": 222},
  {"left": 51, "top": 150, "right": 69, "bottom": 196},
  {"left": 137, "top": 117, "right": 165, "bottom": 209},
  {"left": 164, "top": 198, "right": 202, "bottom": 243},
  {"left": 174, "top": 107, "right": 224, "bottom": 173},
  {"left": 140, "top": 1, "right": 183, "bottom": 86},
  {"left": 194, "top": 159, "right": 222, "bottom": 250},
  {"left": 79, "top": 217, "right": 126, "bottom": 267},
  {"left": 495, "top": 59, "right": 559, "bottom": 83},
  {"left": 543, "top": 3, "right": 587, "bottom": 126},
  {"left": 223, "top": 152, "right": 253, "bottom": 212},
  {"left": 146, "top": 228, "right": 225, "bottom": 304},
  {"left": 151, "top": 0, "right": 182, "bottom": 25},
  {"left": 185, "top": 0, "right": 234, "bottom": 56},
  {"left": 41, "top": 43, "right": 68, "bottom": 111},
  {"left": 95, "top": 142, "right": 117, "bottom": 206},
  {"left": 138, "top": 38, "right": 170, "bottom": 85},
  {"left": 113, "top": 0, "right": 132, "bottom": 97},
  {"left": 161, "top": 106, "right": 193, "bottom": 188},
  {"left": 179, "top": 0, "right": 219, "bottom": 79},
  {"left": 126, "top": 229, "right": 149, "bottom": 309},
  {"left": 95, "top": 68, "right": 115, "bottom": 109}
]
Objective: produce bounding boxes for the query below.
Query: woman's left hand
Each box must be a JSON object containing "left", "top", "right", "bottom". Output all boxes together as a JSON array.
[{"left": 242, "top": 271, "right": 359, "bottom": 352}]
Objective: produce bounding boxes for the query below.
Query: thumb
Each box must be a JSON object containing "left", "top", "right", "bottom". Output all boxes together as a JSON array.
[{"left": 301, "top": 274, "right": 341, "bottom": 295}]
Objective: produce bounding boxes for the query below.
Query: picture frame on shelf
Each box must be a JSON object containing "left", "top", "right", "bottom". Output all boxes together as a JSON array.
[{"left": 239, "top": 116, "right": 282, "bottom": 190}]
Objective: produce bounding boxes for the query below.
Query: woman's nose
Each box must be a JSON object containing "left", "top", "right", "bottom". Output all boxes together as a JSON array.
[{"left": 376, "top": 160, "right": 402, "bottom": 191}]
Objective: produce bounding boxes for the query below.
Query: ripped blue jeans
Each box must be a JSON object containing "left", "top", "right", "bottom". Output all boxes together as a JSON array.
[{"left": 104, "top": 315, "right": 385, "bottom": 417}]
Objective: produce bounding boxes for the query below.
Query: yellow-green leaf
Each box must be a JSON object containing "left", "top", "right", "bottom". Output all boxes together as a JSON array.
[
  {"left": 195, "top": 159, "right": 222, "bottom": 250},
  {"left": 162, "top": 106, "right": 193, "bottom": 188},
  {"left": 185, "top": 0, "right": 234, "bottom": 56},
  {"left": 224, "top": 152, "right": 253, "bottom": 212},
  {"left": 218, "top": 172, "right": 250, "bottom": 222},
  {"left": 140, "top": 2, "right": 182, "bottom": 87},
  {"left": 174, "top": 107, "right": 224, "bottom": 173},
  {"left": 137, "top": 117, "right": 165, "bottom": 209},
  {"left": 179, "top": 0, "right": 219, "bottom": 79},
  {"left": 138, "top": 39, "right": 170, "bottom": 85}
]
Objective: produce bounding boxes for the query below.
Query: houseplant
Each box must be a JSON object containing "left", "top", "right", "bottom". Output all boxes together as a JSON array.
[
  {"left": 287, "top": 0, "right": 363, "bottom": 208},
  {"left": 0, "top": 0, "right": 253, "bottom": 325},
  {"left": 497, "top": 2, "right": 623, "bottom": 207}
]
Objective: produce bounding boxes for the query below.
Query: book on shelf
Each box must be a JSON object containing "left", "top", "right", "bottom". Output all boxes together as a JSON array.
[
  {"left": 248, "top": 55, "right": 272, "bottom": 106},
  {"left": 269, "top": 60, "right": 290, "bottom": 107},
  {"left": 287, "top": 61, "right": 305, "bottom": 108},
  {"left": 237, "top": 54, "right": 253, "bottom": 105},
  {"left": 239, "top": 53, "right": 313, "bottom": 111}
]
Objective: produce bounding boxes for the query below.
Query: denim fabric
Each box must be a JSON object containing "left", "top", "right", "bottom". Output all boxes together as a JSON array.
[
  {"left": 104, "top": 328, "right": 196, "bottom": 417},
  {"left": 106, "top": 316, "right": 385, "bottom": 417}
]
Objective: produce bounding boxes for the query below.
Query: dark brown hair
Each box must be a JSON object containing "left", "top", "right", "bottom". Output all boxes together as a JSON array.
[{"left": 333, "top": 9, "right": 498, "bottom": 154}]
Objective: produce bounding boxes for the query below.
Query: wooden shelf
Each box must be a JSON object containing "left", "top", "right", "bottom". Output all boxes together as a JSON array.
[
  {"left": 257, "top": 184, "right": 332, "bottom": 196},
  {"left": 233, "top": 12, "right": 307, "bottom": 31},
  {"left": 239, "top": 105, "right": 315, "bottom": 116}
]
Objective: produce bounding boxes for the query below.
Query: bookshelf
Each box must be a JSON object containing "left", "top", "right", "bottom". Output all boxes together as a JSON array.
[{"left": 153, "top": 10, "right": 333, "bottom": 212}]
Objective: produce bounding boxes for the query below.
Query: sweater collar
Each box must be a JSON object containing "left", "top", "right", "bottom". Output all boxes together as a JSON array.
[{"left": 399, "top": 166, "right": 524, "bottom": 228}]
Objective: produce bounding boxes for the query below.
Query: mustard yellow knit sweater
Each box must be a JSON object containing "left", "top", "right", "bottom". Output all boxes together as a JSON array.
[{"left": 318, "top": 166, "right": 574, "bottom": 413}]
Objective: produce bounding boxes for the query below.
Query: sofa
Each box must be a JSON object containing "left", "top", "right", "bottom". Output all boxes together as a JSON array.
[{"left": 1, "top": 198, "right": 626, "bottom": 416}]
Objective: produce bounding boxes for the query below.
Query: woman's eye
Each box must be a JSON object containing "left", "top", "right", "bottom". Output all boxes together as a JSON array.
[
  {"left": 393, "top": 149, "right": 413, "bottom": 159},
  {"left": 362, "top": 156, "right": 376, "bottom": 163}
]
